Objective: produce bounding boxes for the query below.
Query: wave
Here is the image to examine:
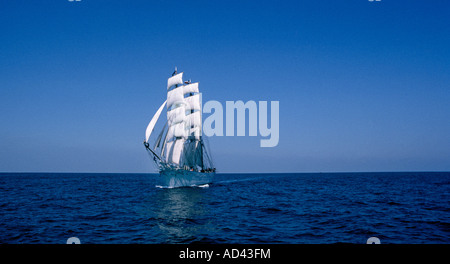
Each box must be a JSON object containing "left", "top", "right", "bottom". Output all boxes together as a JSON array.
[
  {"left": 213, "top": 177, "right": 261, "bottom": 186},
  {"left": 155, "top": 183, "right": 209, "bottom": 189}
]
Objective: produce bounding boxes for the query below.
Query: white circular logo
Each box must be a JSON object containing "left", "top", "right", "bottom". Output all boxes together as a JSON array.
[
  {"left": 66, "top": 237, "right": 81, "bottom": 244},
  {"left": 367, "top": 237, "right": 381, "bottom": 244}
]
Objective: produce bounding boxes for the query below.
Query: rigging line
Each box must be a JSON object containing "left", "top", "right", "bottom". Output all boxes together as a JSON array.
[
  {"left": 200, "top": 141, "right": 211, "bottom": 168},
  {"left": 145, "top": 148, "right": 160, "bottom": 170},
  {"left": 160, "top": 124, "right": 170, "bottom": 157},
  {"left": 202, "top": 136, "right": 214, "bottom": 167},
  {"left": 154, "top": 120, "right": 168, "bottom": 149}
]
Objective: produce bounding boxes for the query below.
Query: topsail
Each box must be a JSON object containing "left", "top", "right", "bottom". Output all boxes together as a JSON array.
[{"left": 167, "top": 72, "right": 183, "bottom": 90}]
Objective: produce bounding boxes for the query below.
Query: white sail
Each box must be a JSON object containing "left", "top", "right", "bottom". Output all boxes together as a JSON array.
[
  {"left": 174, "top": 122, "right": 187, "bottom": 138},
  {"left": 167, "top": 86, "right": 185, "bottom": 109},
  {"left": 167, "top": 72, "right": 183, "bottom": 89},
  {"left": 145, "top": 100, "right": 167, "bottom": 143},
  {"left": 167, "top": 122, "right": 186, "bottom": 140},
  {"left": 189, "top": 126, "right": 201, "bottom": 139},
  {"left": 184, "top": 93, "right": 202, "bottom": 112},
  {"left": 170, "top": 139, "right": 185, "bottom": 165},
  {"left": 163, "top": 138, "right": 185, "bottom": 165},
  {"left": 167, "top": 105, "right": 185, "bottom": 125},
  {"left": 183, "top": 82, "right": 199, "bottom": 95},
  {"left": 186, "top": 111, "right": 202, "bottom": 129},
  {"left": 164, "top": 141, "right": 174, "bottom": 163}
]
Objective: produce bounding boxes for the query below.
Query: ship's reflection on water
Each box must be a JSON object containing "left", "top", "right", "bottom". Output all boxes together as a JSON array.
[{"left": 146, "top": 186, "right": 216, "bottom": 243}]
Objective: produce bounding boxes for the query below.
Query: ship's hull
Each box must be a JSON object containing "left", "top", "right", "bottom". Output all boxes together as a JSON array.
[{"left": 158, "top": 168, "right": 214, "bottom": 188}]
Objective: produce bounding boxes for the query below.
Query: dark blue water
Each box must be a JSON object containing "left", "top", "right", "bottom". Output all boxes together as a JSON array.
[{"left": 0, "top": 172, "right": 449, "bottom": 244}]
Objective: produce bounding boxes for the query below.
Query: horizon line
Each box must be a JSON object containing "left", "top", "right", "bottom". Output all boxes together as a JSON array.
[{"left": 1, "top": 170, "right": 449, "bottom": 174}]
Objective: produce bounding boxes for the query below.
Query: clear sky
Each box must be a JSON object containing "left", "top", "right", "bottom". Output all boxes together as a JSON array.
[{"left": 1, "top": 0, "right": 449, "bottom": 173}]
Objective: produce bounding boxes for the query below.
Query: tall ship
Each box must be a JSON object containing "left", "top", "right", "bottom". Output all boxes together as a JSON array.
[{"left": 143, "top": 68, "right": 215, "bottom": 187}]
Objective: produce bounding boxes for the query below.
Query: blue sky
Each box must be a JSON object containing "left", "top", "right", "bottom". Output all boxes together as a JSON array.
[{"left": 1, "top": 0, "right": 449, "bottom": 173}]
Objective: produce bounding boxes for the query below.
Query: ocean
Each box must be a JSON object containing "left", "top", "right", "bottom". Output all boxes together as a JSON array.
[{"left": 0, "top": 172, "right": 449, "bottom": 244}]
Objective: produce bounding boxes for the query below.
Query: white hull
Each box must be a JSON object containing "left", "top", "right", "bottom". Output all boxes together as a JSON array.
[{"left": 158, "top": 168, "right": 214, "bottom": 188}]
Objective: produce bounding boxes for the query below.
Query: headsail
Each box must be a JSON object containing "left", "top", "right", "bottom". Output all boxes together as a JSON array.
[{"left": 145, "top": 100, "right": 167, "bottom": 143}]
